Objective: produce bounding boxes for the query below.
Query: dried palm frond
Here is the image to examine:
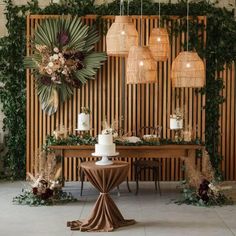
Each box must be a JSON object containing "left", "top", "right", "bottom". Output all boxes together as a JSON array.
[{"left": 24, "top": 16, "right": 107, "bottom": 115}]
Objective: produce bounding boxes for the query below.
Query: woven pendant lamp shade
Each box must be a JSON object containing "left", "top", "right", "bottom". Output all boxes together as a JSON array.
[
  {"left": 106, "top": 16, "right": 138, "bottom": 56},
  {"left": 126, "top": 46, "right": 157, "bottom": 84},
  {"left": 171, "top": 51, "right": 205, "bottom": 87},
  {"left": 149, "top": 28, "right": 170, "bottom": 61}
]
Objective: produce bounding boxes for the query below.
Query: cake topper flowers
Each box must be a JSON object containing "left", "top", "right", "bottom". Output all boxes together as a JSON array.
[{"left": 24, "top": 16, "right": 107, "bottom": 115}]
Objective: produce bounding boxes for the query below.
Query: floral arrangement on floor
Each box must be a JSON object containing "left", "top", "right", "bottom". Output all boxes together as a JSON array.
[
  {"left": 13, "top": 152, "right": 76, "bottom": 206},
  {"left": 176, "top": 150, "right": 233, "bottom": 206},
  {"left": 24, "top": 16, "right": 107, "bottom": 115}
]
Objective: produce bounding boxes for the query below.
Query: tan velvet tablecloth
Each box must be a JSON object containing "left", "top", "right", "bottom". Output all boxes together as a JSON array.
[{"left": 67, "top": 161, "right": 135, "bottom": 232}]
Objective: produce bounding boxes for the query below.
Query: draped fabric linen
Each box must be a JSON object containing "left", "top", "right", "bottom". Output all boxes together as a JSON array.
[{"left": 67, "top": 161, "right": 135, "bottom": 232}]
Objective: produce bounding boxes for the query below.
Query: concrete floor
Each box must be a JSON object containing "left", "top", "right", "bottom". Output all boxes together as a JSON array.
[{"left": 0, "top": 181, "right": 236, "bottom": 236}]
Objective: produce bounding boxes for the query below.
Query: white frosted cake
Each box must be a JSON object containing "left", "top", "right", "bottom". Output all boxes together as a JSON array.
[
  {"left": 77, "top": 113, "right": 90, "bottom": 131},
  {"left": 94, "top": 134, "right": 116, "bottom": 155},
  {"left": 170, "top": 115, "right": 183, "bottom": 129}
]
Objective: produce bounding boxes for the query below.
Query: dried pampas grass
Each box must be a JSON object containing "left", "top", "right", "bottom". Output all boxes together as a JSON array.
[
  {"left": 202, "top": 150, "right": 215, "bottom": 182},
  {"left": 183, "top": 157, "right": 203, "bottom": 188},
  {"left": 32, "top": 150, "right": 61, "bottom": 183},
  {"left": 182, "top": 150, "right": 215, "bottom": 188}
]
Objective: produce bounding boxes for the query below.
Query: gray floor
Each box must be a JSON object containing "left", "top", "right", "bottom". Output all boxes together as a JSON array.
[{"left": 0, "top": 181, "right": 236, "bottom": 236}]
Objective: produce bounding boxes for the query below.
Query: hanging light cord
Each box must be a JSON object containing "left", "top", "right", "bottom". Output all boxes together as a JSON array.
[
  {"left": 158, "top": 0, "right": 161, "bottom": 28},
  {"left": 140, "top": 0, "right": 143, "bottom": 46},
  {"left": 187, "top": 0, "right": 189, "bottom": 52},
  {"left": 120, "top": 0, "right": 124, "bottom": 16},
  {"left": 127, "top": 0, "right": 130, "bottom": 16}
]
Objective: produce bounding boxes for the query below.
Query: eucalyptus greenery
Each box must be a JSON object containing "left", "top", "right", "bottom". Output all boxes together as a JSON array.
[
  {"left": 13, "top": 188, "right": 77, "bottom": 206},
  {"left": 44, "top": 133, "right": 97, "bottom": 152},
  {"left": 45, "top": 133, "right": 202, "bottom": 149},
  {"left": 0, "top": 0, "right": 235, "bottom": 179},
  {"left": 176, "top": 184, "right": 233, "bottom": 207}
]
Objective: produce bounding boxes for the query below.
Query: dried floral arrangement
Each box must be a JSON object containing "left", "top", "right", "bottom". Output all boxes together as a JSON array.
[
  {"left": 81, "top": 107, "right": 91, "bottom": 114},
  {"left": 13, "top": 151, "right": 76, "bottom": 206},
  {"left": 24, "top": 16, "right": 107, "bottom": 115},
  {"left": 170, "top": 107, "right": 184, "bottom": 121},
  {"left": 101, "top": 118, "right": 120, "bottom": 138},
  {"left": 177, "top": 150, "right": 233, "bottom": 206}
]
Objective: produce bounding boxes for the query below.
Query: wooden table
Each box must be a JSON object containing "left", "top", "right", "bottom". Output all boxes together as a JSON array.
[{"left": 50, "top": 144, "right": 205, "bottom": 183}]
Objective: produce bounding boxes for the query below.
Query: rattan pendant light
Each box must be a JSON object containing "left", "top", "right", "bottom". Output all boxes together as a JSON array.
[
  {"left": 126, "top": 0, "right": 157, "bottom": 84},
  {"left": 171, "top": 0, "right": 205, "bottom": 88},
  {"left": 149, "top": 0, "right": 170, "bottom": 61},
  {"left": 106, "top": 0, "right": 138, "bottom": 56}
]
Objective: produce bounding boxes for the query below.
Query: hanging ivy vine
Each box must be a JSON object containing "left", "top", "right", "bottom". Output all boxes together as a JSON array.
[{"left": 0, "top": 0, "right": 235, "bottom": 179}]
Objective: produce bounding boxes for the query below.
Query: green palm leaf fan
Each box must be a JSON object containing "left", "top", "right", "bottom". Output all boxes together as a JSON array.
[{"left": 24, "top": 16, "right": 107, "bottom": 115}]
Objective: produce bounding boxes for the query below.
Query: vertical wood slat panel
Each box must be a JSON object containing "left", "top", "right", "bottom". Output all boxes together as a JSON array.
[
  {"left": 220, "top": 63, "right": 236, "bottom": 180},
  {"left": 27, "top": 15, "right": 236, "bottom": 182}
]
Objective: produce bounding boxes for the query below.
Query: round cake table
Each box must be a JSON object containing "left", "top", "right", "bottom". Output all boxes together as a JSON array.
[{"left": 67, "top": 161, "right": 135, "bottom": 232}]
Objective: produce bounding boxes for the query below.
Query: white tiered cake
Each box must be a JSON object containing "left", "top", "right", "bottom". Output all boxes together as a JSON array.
[
  {"left": 92, "top": 133, "right": 119, "bottom": 165},
  {"left": 170, "top": 115, "right": 183, "bottom": 129},
  {"left": 77, "top": 113, "right": 90, "bottom": 131},
  {"left": 95, "top": 134, "right": 116, "bottom": 155}
]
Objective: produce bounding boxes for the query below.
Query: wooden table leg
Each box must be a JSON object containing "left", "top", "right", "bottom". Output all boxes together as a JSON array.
[{"left": 61, "top": 149, "right": 65, "bottom": 187}]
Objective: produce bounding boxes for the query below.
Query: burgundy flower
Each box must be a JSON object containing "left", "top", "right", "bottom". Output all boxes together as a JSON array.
[
  {"left": 41, "top": 188, "right": 53, "bottom": 200},
  {"left": 76, "top": 62, "right": 84, "bottom": 70},
  {"left": 40, "top": 76, "right": 52, "bottom": 85},
  {"left": 74, "top": 51, "right": 84, "bottom": 61},
  {"left": 72, "top": 78, "right": 82, "bottom": 88},
  {"left": 32, "top": 187, "right": 38, "bottom": 195},
  {"left": 57, "top": 31, "right": 69, "bottom": 46},
  {"left": 198, "top": 179, "right": 210, "bottom": 202}
]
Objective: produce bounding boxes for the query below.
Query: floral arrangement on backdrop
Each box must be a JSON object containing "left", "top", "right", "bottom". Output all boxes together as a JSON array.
[{"left": 24, "top": 16, "right": 107, "bottom": 115}]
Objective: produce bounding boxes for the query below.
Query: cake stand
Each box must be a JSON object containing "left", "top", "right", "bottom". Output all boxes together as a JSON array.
[{"left": 92, "top": 152, "right": 119, "bottom": 166}]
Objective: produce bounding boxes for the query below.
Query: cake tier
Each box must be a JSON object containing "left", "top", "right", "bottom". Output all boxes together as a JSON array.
[
  {"left": 98, "top": 134, "right": 113, "bottom": 145},
  {"left": 170, "top": 118, "right": 183, "bottom": 129},
  {"left": 95, "top": 144, "right": 116, "bottom": 155},
  {"left": 77, "top": 113, "right": 90, "bottom": 131}
]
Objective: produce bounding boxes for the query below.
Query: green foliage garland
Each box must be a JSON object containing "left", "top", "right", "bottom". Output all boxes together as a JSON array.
[{"left": 0, "top": 0, "right": 235, "bottom": 179}]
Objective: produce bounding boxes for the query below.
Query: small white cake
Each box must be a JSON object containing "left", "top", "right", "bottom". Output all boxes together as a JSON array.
[
  {"left": 95, "top": 134, "right": 116, "bottom": 155},
  {"left": 170, "top": 115, "right": 183, "bottom": 129},
  {"left": 77, "top": 113, "right": 90, "bottom": 131}
]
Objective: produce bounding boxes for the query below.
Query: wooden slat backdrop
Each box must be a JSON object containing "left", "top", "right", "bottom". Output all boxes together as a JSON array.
[
  {"left": 219, "top": 63, "right": 236, "bottom": 181},
  {"left": 26, "top": 15, "right": 211, "bottom": 181}
]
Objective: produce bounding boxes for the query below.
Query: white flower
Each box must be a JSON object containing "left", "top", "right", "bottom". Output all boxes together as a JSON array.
[
  {"left": 49, "top": 56, "right": 54, "bottom": 61},
  {"left": 17, "top": 10, "right": 23, "bottom": 17},
  {"left": 46, "top": 67, "right": 53, "bottom": 75},
  {"left": 48, "top": 62, "right": 54, "bottom": 68},
  {"left": 62, "top": 69, "right": 68, "bottom": 75},
  {"left": 53, "top": 47, "right": 59, "bottom": 53},
  {"left": 122, "top": 136, "right": 142, "bottom": 143},
  {"left": 52, "top": 54, "right": 59, "bottom": 60},
  {"left": 113, "top": 132, "right": 118, "bottom": 138},
  {"left": 51, "top": 76, "right": 57, "bottom": 81},
  {"left": 102, "top": 128, "right": 113, "bottom": 135},
  {"left": 60, "top": 58, "right": 65, "bottom": 65}
]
